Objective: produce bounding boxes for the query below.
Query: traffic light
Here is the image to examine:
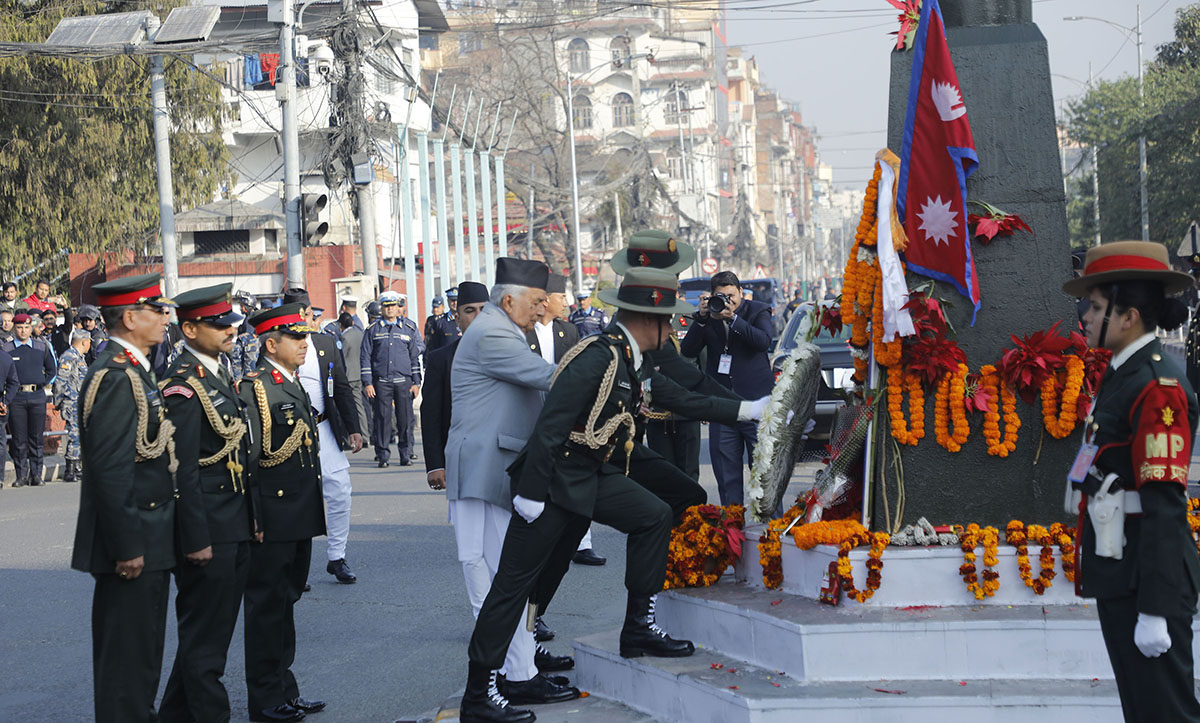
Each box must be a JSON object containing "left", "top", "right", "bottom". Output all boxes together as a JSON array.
[{"left": 301, "top": 192, "right": 328, "bottom": 246}]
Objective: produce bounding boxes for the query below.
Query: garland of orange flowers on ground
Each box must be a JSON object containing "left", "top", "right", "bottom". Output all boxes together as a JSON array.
[
  {"left": 664, "top": 505, "right": 745, "bottom": 589},
  {"left": 978, "top": 364, "right": 1020, "bottom": 456},
  {"left": 790, "top": 519, "right": 888, "bottom": 603},
  {"left": 886, "top": 367, "right": 925, "bottom": 446},
  {"left": 956, "top": 523, "right": 1001, "bottom": 599},
  {"left": 934, "top": 363, "right": 971, "bottom": 452},
  {"left": 758, "top": 502, "right": 804, "bottom": 589},
  {"left": 1005, "top": 520, "right": 1057, "bottom": 594},
  {"left": 1041, "top": 355, "right": 1085, "bottom": 439}
]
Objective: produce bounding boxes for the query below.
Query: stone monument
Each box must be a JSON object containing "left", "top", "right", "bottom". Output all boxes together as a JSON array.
[{"left": 874, "top": 0, "right": 1078, "bottom": 529}]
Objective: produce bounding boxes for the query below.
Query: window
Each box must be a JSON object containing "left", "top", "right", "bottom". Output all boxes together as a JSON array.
[
  {"left": 573, "top": 95, "right": 593, "bottom": 130},
  {"left": 568, "top": 38, "right": 589, "bottom": 73},
  {"left": 194, "top": 230, "right": 250, "bottom": 256},
  {"left": 665, "top": 89, "right": 686, "bottom": 125},
  {"left": 459, "top": 32, "right": 482, "bottom": 55},
  {"left": 375, "top": 69, "right": 395, "bottom": 95},
  {"left": 665, "top": 147, "right": 683, "bottom": 179},
  {"left": 612, "top": 92, "right": 634, "bottom": 127},
  {"left": 610, "top": 35, "right": 631, "bottom": 67}
]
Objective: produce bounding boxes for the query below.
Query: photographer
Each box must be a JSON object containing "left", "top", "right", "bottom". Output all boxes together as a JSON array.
[{"left": 681, "top": 270, "right": 775, "bottom": 505}]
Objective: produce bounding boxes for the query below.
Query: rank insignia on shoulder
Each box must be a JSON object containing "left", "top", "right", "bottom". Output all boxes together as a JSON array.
[
  {"left": 196, "top": 365, "right": 206, "bottom": 378},
  {"left": 270, "top": 369, "right": 284, "bottom": 384},
  {"left": 244, "top": 371, "right": 259, "bottom": 379},
  {"left": 60, "top": 362, "right": 70, "bottom": 371},
  {"left": 163, "top": 384, "right": 194, "bottom": 399},
  {"left": 112, "top": 354, "right": 126, "bottom": 364},
  {"left": 123, "top": 350, "right": 139, "bottom": 366},
  {"left": 1159, "top": 377, "right": 1179, "bottom": 387}
]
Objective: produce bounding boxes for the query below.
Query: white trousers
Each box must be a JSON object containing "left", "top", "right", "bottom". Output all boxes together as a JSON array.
[
  {"left": 322, "top": 464, "right": 352, "bottom": 562},
  {"left": 577, "top": 525, "right": 593, "bottom": 552},
  {"left": 449, "top": 498, "right": 538, "bottom": 682}
]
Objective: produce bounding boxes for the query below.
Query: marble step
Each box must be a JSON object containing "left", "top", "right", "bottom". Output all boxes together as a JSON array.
[
  {"left": 652, "top": 583, "right": 1143, "bottom": 681},
  {"left": 420, "top": 687, "right": 664, "bottom": 722},
  {"left": 573, "top": 629, "right": 1125, "bottom": 723}
]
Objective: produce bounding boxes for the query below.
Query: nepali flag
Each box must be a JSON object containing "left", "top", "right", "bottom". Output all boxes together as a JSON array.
[{"left": 896, "top": 0, "right": 980, "bottom": 322}]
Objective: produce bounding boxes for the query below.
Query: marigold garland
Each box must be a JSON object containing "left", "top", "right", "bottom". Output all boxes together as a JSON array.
[
  {"left": 934, "top": 363, "right": 971, "bottom": 452},
  {"left": 1005, "top": 520, "right": 1057, "bottom": 594},
  {"left": 1041, "top": 355, "right": 1085, "bottom": 439},
  {"left": 887, "top": 367, "right": 925, "bottom": 445},
  {"left": 979, "top": 364, "right": 1019, "bottom": 456},
  {"left": 787, "top": 519, "right": 889, "bottom": 603},
  {"left": 957, "top": 523, "right": 1000, "bottom": 599},
  {"left": 1051, "top": 522, "right": 1076, "bottom": 583},
  {"left": 664, "top": 505, "right": 745, "bottom": 589},
  {"left": 758, "top": 503, "right": 804, "bottom": 589}
]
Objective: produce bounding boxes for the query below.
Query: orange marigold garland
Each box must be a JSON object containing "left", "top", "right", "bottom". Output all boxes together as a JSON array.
[
  {"left": 934, "top": 363, "right": 971, "bottom": 452},
  {"left": 1051, "top": 522, "right": 1076, "bottom": 583},
  {"left": 957, "top": 523, "right": 1000, "bottom": 599},
  {"left": 758, "top": 502, "right": 804, "bottom": 589},
  {"left": 979, "top": 364, "right": 1019, "bottom": 456},
  {"left": 887, "top": 367, "right": 925, "bottom": 445},
  {"left": 1005, "top": 521, "right": 1057, "bottom": 594},
  {"left": 1041, "top": 355, "right": 1085, "bottom": 439},
  {"left": 790, "top": 519, "right": 888, "bottom": 603},
  {"left": 842, "top": 164, "right": 884, "bottom": 386},
  {"left": 664, "top": 505, "right": 745, "bottom": 589}
]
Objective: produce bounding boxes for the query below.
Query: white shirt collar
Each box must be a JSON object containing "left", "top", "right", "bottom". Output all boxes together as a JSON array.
[
  {"left": 184, "top": 344, "right": 223, "bottom": 377},
  {"left": 109, "top": 336, "right": 152, "bottom": 371},
  {"left": 266, "top": 356, "right": 296, "bottom": 384},
  {"left": 614, "top": 321, "right": 642, "bottom": 371},
  {"left": 534, "top": 320, "right": 555, "bottom": 364},
  {"left": 1109, "top": 332, "right": 1157, "bottom": 371}
]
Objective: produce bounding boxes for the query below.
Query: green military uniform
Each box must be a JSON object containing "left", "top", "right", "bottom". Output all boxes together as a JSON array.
[
  {"left": 157, "top": 285, "right": 256, "bottom": 723},
  {"left": 70, "top": 273, "right": 177, "bottom": 723},
  {"left": 238, "top": 304, "right": 325, "bottom": 719},
  {"left": 1063, "top": 242, "right": 1200, "bottom": 722}
]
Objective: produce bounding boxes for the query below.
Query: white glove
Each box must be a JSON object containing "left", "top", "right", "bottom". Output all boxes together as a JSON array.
[
  {"left": 786, "top": 409, "right": 795, "bottom": 425},
  {"left": 512, "top": 495, "right": 545, "bottom": 524},
  {"left": 802, "top": 417, "right": 816, "bottom": 438},
  {"left": 1134, "top": 613, "right": 1171, "bottom": 658},
  {"left": 739, "top": 395, "right": 770, "bottom": 422}
]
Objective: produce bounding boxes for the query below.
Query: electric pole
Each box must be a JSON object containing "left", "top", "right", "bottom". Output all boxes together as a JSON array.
[{"left": 278, "top": 0, "right": 305, "bottom": 286}]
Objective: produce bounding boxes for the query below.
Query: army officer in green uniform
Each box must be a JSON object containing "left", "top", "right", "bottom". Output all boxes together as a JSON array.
[
  {"left": 157, "top": 283, "right": 255, "bottom": 723},
  {"left": 239, "top": 303, "right": 327, "bottom": 723},
  {"left": 70, "top": 273, "right": 178, "bottom": 723}
]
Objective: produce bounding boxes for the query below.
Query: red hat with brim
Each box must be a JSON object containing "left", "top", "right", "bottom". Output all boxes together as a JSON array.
[
  {"left": 92, "top": 272, "right": 176, "bottom": 308},
  {"left": 1062, "top": 240, "right": 1194, "bottom": 298}
]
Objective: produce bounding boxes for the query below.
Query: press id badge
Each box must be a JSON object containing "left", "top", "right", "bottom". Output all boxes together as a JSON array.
[
  {"left": 1068, "top": 442, "right": 1100, "bottom": 484},
  {"left": 718, "top": 353, "right": 733, "bottom": 375}
]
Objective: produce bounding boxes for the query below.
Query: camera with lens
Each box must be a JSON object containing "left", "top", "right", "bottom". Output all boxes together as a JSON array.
[{"left": 707, "top": 292, "right": 732, "bottom": 315}]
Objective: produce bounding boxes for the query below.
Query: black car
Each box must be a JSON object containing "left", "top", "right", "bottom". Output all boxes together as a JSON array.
[{"left": 771, "top": 301, "right": 853, "bottom": 457}]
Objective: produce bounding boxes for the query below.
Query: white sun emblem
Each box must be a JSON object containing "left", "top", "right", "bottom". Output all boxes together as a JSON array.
[{"left": 917, "top": 195, "right": 957, "bottom": 246}]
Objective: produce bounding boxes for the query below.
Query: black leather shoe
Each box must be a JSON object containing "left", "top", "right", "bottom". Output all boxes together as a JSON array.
[
  {"left": 620, "top": 594, "right": 694, "bottom": 659},
  {"left": 28, "top": 472, "right": 43, "bottom": 486},
  {"left": 249, "top": 704, "right": 305, "bottom": 722},
  {"left": 327, "top": 559, "right": 357, "bottom": 584},
  {"left": 572, "top": 548, "right": 606, "bottom": 566},
  {"left": 398, "top": 458, "right": 412, "bottom": 466},
  {"left": 535, "top": 644, "right": 574, "bottom": 672},
  {"left": 545, "top": 674, "right": 570, "bottom": 687},
  {"left": 411, "top": 452, "right": 419, "bottom": 460},
  {"left": 377, "top": 460, "right": 390, "bottom": 468},
  {"left": 499, "top": 673, "right": 580, "bottom": 705},
  {"left": 288, "top": 697, "right": 325, "bottom": 713},
  {"left": 534, "top": 616, "right": 554, "bottom": 642},
  {"left": 10, "top": 476, "right": 25, "bottom": 488},
  {"left": 302, "top": 583, "right": 311, "bottom": 593},
  {"left": 461, "top": 663, "right": 535, "bottom": 723}
]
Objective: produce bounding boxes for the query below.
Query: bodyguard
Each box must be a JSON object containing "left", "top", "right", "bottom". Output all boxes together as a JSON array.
[
  {"left": 239, "top": 303, "right": 327, "bottom": 723},
  {"left": 70, "top": 273, "right": 179, "bottom": 723},
  {"left": 425, "top": 295, "right": 461, "bottom": 353},
  {"left": 53, "top": 329, "right": 91, "bottom": 483},
  {"left": 5, "top": 312, "right": 56, "bottom": 487},
  {"left": 157, "top": 284, "right": 255, "bottom": 723},
  {"left": 361, "top": 290, "right": 422, "bottom": 467},
  {"left": 568, "top": 290, "right": 607, "bottom": 338}
]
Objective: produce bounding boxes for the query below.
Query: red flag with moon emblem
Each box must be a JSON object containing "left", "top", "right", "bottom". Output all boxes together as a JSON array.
[{"left": 896, "top": 0, "right": 980, "bottom": 321}]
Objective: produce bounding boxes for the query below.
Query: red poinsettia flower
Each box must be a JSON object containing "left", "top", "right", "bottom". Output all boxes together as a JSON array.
[
  {"left": 1075, "top": 346, "right": 1112, "bottom": 421},
  {"left": 902, "top": 290, "right": 949, "bottom": 339},
  {"left": 887, "top": 0, "right": 921, "bottom": 50},
  {"left": 964, "top": 373, "right": 991, "bottom": 414},
  {"left": 818, "top": 304, "right": 843, "bottom": 337},
  {"left": 903, "top": 336, "right": 968, "bottom": 388},
  {"left": 998, "top": 321, "right": 1075, "bottom": 404},
  {"left": 968, "top": 201, "right": 1033, "bottom": 245}
]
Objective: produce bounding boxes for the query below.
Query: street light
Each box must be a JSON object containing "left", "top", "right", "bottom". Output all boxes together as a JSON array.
[
  {"left": 1065, "top": 6, "right": 1147, "bottom": 241},
  {"left": 565, "top": 52, "right": 651, "bottom": 291}
]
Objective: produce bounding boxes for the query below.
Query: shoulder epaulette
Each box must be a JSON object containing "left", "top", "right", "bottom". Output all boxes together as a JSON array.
[
  {"left": 244, "top": 371, "right": 259, "bottom": 379},
  {"left": 1159, "top": 377, "right": 1180, "bottom": 387}
]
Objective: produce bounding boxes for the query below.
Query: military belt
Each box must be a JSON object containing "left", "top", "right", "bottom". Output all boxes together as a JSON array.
[
  {"left": 314, "top": 411, "right": 329, "bottom": 424},
  {"left": 18, "top": 384, "right": 42, "bottom": 392},
  {"left": 564, "top": 439, "right": 616, "bottom": 464}
]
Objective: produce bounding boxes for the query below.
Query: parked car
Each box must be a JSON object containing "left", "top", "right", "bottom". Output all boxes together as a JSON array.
[{"left": 772, "top": 300, "right": 853, "bottom": 457}]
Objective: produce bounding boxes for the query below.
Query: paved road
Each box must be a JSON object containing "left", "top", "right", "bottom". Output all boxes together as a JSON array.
[{"left": 1, "top": 426, "right": 798, "bottom": 723}]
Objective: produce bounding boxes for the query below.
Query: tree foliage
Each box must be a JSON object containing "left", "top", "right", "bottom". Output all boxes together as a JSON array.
[
  {"left": 0, "top": 0, "right": 229, "bottom": 283},
  {"left": 1065, "top": 4, "right": 1200, "bottom": 249}
]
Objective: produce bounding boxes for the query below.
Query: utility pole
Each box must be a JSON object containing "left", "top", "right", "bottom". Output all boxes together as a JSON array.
[
  {"left": 612, "top": 190, "right": 623, "bottom": 250},
  {"left": 1136, "top": 3, "right": 1148, "bottom": 241},
  {"left": 147, "top": 16, "right": 178, "bottom": 298},
  {"left": 566, "top": 68, "right": 584, "bottom": 291},
  {"left": 1089, "top": 64, "right": 1102, "bottom": 247},
  {"left": 527, "top": 164, "right": 535, "bottom": 259},
  {"left": 341, "top": 0, "right": 378, "bottom": 294},
  {"left": 279, "top": 0, "right": 305, "bottom": 286}
]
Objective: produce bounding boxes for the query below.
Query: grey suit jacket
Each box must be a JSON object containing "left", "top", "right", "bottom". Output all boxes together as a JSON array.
[
  {"left": 339, "top": 325, "right": 364, "bottom": 383},
  {"left": 445, "top": 304, "right": 555, "bottom": 510}
]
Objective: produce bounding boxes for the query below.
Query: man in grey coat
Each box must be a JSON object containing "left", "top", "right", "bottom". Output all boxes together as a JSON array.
[
  {"left": 337, "top": 312, "right": 370, "bottom": 439},
  {"left": 444, "top": 258, "right": 579, "bottom": 707}
]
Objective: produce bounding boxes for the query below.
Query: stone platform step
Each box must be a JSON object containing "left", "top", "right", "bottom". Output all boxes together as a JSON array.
[
  {"left": 572, "top": 630, "right": 1124, "bottom": 723},
  {"left": 421, "top": 689, "right": 663, "bottom": 722},
  {"left": 653, "top": 583, "right": 1139, "bottom": 682}
]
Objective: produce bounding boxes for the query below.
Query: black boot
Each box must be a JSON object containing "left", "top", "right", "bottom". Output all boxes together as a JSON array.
[
  {"left": 64, "top": 460, "right": 81, "bottom": 483},
  {"left": 619, "top": 593, "right": 694, "bottom": 659},
  {"left": 460, "top": 662, "right": 536, "bottom": 723},
  {"left": 11, "top": 475, "right": 26, "bottom": 488},
  {"left": 534, "top": 644, "right": 574, "bottom": 672},
  {"left": 498, "top": 672, "right": 580, "bottom": 705}
]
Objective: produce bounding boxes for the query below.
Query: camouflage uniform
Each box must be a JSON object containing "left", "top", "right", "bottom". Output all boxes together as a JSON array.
[
  {"left": 230, "top": 330, "right": 260, "bottom": 381},
  {"left": 53, "top": 346, "right": 87, "bottom": 463}
]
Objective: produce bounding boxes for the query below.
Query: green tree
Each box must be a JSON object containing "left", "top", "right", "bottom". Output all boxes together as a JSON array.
[
  {"left": 0, "top": 0, "right": 229, "bottom": 284},
  {"left": 1065, "top": 3, "right": 1200, "bottom": 250}
]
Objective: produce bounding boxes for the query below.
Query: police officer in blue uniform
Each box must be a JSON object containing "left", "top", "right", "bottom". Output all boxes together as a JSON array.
[
  {"left": 5, "top": 312, "right": 56, "bottom": 487},
  {"left": 362, "top": 291, "right": 423, "bottom": 467},
  {"left": 425, "top": 295, "right": 461, "bottom": 354},
  {"left": 568, "top": 291, "right": 607, "bottom": 338}
]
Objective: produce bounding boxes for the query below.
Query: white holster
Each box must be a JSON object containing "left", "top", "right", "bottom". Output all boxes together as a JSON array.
[{"left": 1088, "top": 473, "right": 1127, "bottom": 560}]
